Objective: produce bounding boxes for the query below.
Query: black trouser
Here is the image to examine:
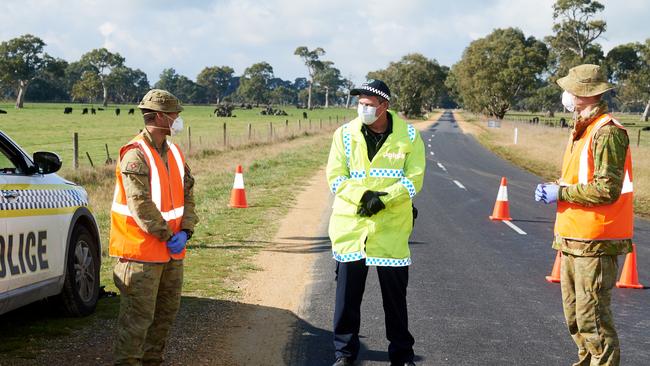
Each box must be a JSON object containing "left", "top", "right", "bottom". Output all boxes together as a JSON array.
[{"left": 333, "top": 260, "right": 415, "bottom": 363}]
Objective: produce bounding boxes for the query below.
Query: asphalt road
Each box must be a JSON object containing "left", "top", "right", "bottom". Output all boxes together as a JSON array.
[{"left": 286, "top": 111, "right": 650, "bottom": 366}]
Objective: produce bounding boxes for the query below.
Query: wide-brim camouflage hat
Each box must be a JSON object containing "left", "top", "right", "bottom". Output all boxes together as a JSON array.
[
  {"left": 557, "top": 64, "right": 613, "bottom": 97},
  {"left": 138, "top": 89, "right": 184, "bottom": 112}
]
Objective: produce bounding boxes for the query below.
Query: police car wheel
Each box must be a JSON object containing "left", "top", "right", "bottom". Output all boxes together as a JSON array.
[{"left": 60, "top": 225, "right": 100, "bottom": 317}]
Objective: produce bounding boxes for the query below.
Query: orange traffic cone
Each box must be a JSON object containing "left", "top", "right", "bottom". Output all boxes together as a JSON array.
[
  {"left": 229, "top": 165, "right": 248, "bottom": 208},
  {"left": 545, "top": 251, "right": 561, "bottom": 283},
  {"left": 616, "top": 244, "right": 644, "bottom": 289},
  {"left": 489, "top": 177, "right": 512, "bottom": 221}
]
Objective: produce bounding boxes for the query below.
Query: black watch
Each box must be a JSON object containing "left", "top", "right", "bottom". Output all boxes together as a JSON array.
[{"left": 182, "top": 229, "right": 193, "bottom": 240}]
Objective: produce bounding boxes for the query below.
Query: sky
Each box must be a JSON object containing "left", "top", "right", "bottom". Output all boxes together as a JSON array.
[{"left": 0, "top": 0, "right": 648, "bottom": 85}]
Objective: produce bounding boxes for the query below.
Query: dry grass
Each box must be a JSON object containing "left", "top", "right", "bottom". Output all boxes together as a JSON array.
[{"left": 455, "top": 111, "right": 650, "bottom": 217}]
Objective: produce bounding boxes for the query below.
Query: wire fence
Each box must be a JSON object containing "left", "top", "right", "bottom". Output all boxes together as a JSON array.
[{"left": 70, "top": 116, "right": 348, "bottom": 170}]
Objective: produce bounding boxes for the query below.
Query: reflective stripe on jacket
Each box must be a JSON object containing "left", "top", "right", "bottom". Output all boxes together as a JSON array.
[
  {"left": 555, "top": 114, "right": 634, "bottom": 240},
  {"left": 109, "top": 135, "right": 186, "bottom": 262},
  {"left": 327, "top": 111, "right": 425, "bottom": 266}
]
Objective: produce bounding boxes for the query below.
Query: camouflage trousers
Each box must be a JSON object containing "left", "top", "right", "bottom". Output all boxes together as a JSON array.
[
  {"left": 113, "top": 259, "right": 184, "bottom": 366},
  {"left": 561, "top": 254, "right": 620, "bottom": 366}
]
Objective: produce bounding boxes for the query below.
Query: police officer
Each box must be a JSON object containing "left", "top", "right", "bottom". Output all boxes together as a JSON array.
[
  {"left": 327, "top": 80, "right": 426, "bottom": 366},
  {"left": 535, "top": 65, "right": 633, "bottom": 366},
  {"left": 110, "top": 89, "right": 199, "bottom": 366}
]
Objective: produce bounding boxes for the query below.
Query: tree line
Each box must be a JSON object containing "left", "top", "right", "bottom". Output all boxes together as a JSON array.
[
  {"left": 0, "top": 40, "right": 353, "bottom": 110},
  {"left": 1, "top": 0, "right": 648, "bottom": 120}
]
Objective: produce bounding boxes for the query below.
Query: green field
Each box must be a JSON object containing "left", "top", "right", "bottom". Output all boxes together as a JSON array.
[{"left": 0, "top": 103, "right": 355, "bottom": 169}]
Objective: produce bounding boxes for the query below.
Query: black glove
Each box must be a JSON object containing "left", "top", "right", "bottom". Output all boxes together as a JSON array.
[{"left": 357, "top": 191, "right": 388, "bottom": 217}]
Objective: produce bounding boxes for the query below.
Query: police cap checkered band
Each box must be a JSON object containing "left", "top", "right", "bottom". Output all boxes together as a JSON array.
[{"left": 350, "top": 79, "right": 391, "bottom": 101}]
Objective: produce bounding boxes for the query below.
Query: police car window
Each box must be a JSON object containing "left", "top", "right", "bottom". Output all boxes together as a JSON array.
[{"left": 0, "top": 148, "right": 19, "bottom": 174}]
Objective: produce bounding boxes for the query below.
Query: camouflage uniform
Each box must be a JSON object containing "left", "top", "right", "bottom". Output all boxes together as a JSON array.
[
  {"left": 553, "top": 102, "right": 631, "bottom": 366},
  {"left": 113, "top": 91, "right": 198, "bottom": 366}
]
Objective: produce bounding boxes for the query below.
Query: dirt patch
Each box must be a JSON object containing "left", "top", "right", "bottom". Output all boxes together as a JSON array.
[{"left": 225, "top": 168, "right": 332, "bottom": 365}]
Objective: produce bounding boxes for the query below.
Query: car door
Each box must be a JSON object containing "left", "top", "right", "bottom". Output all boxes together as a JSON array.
[
  {"left": 0, "top": 171, "right": 8, "bottom": 295},
  {"left": 0, "top": 134, "right": 64, "bottom": 293}
]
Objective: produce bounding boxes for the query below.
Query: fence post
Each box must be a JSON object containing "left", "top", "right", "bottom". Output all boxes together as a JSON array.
[
  {"left": 514, "top": 128, "right": 518, "bottom": 145},
  {"left": 637, "top": 129, "right": 641, "bottom": 147},
  {"left": 85, "top": 152, "right": 94, "bottom": 168},
  {"left": 104, "top": 144, "right": 112, "bottom": 164},
  {"left": 336, "top": 115, "right": 339, "bottom": 123},
  {"left": 309, "top": 119, "right": 312, "bottom": 130},
  {"left": 319, "top": 118, "right": 322, "bottom": 129},
  {"left": 188, "top": 126, "right": 192, "bottom": 153},
  {"left": 248, "top": 123, "right": 252, "bottom": 141},
  {"left": 285, "top": 119, "right": 289, "bottom": 137},
  {"left": 269, "top": 122, "right": 273, "bottom": 142},
  {"left": 298, "top": 119, "right": 301, "bottom": 130},
  {"left": 223, "top": 122, "right": 227, "bottom": 147},
  {"left": 73, "top": 132, "right": 79, "bottom": 170}
]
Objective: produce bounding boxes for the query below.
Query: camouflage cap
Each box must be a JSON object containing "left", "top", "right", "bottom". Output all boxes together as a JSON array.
[
  {"left": 557, "top": 64, "right": 613, "bottom": 97},
  {"left": 138, "top": 89, "right": 184, "bottom": 113}
]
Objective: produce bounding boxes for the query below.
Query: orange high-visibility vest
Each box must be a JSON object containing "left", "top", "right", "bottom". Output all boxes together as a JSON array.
[
  {"left": 109, "top": 134, "right": 186, "bottom": 262},
  {"left": 555, "top": 113, "right": 634, "bottom": 240}
]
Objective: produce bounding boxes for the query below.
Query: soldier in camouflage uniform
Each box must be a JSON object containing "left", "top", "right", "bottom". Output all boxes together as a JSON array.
[
  {"left": 535, "top": 65, "right": 633, "bottom": 366},
  {"left": 110, "top": 89, "right": 199, "bottom": 366}
]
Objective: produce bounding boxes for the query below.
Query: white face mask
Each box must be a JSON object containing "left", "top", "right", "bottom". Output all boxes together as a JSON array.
[
  {"left": 562, "top": 91, "right": 576, "bottom": 113},
  {"left": 357, "top": 104, "right": 379, "bottom": 125},
  {"left": 164, "top": 114, "right": 184, "bottom": 136}
]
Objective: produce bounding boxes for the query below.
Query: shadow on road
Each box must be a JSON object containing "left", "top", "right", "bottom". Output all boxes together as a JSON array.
[{"left": 1, "top": 294, "right": 364, "bottom": 365}]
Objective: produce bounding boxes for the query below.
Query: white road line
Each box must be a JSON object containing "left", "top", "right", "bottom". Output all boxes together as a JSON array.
[
  {"left": 430, "top": 151, "right": 435, "bottom": 156},
  {"left": 453, "top": 180, "right": 466, "bottom": 190},
  {"left": 503, "top": 220, "right": 527, "bottom": 235},
  {"left": 427, "top": 144, "right": 431, "bottom": 148},
  {"left": 431, "top": 134, "right": 435, "bottom": 138},
  {"left": 437, "top": 162, "right": 446, "bottom": 171}
]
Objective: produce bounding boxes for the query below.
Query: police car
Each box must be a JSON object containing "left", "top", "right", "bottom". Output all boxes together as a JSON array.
[{"left": 0, "top": 131, "right": 101, "bottom": 316}]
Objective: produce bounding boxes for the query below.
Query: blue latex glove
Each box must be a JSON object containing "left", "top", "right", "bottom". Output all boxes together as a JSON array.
[
  {"left": 535, "top": 184, "right": 545, "bottom": 202},
  {"left": 540, "top": 183, "right": 559, "bottom": 204},
  {"left": 166, "top": 231, "right": 188, "bottom": 254}
]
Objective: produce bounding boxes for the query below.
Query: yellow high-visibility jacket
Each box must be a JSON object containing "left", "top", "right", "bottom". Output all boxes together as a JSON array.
[{"left": 327, "top": 111, "right": 426, "bottom": 266}]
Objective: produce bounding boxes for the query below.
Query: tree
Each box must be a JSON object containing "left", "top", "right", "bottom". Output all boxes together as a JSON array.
[
  {"left": 237, "top": 62, "right": 274, "bottom": 104},
  {"left": 0, "top": 34, "right": 53, "bottom": 108},
  {"left": 368, "top": 53, "right": 448, "bottom": 117},
  {"left": 106, "top": 66, "right": 150, "bottom": 103},
  {"left": 294, "top": 46, "right": 325, "bottom": 109},
  {"left": 449, "top": 28, "right": 548, "bottom": 119},
  {"left": 547, "top": 0, "right": 606, "bottom": 60},
  {"left": 79, "top": 48, "right": 125, "bottom": 106},
  {"left": 605, "top": 43, "right": 642, "bottom": 83},
  {"left": 154, "top": 68, "right": 203, "bottom": 104},
  {"left": 543, "top": 0, "right": 606, "bottom": 85},
  {"left": 315, "top": 63, "right": 342, "bottom": 108},
  {"left": 71, "top": 71, "right": 102, "bottom": 103},
  {"left": 522, "top": 83, "right": 562, "bottom": 116},
  {"left": 196, "top": 66, "right": 234, "bottom": 104},
  {"left": 342, "top": 78, "right": 355, "bottom": 109},
  {"left": 269, "top": 86, "right": 296, "bottom": 105},
  {"left": 25, "top": 56, "right": 69, "bottom": 102},
  {"left": 608, "top": 40, "right": 650, "bottom": 120}
]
